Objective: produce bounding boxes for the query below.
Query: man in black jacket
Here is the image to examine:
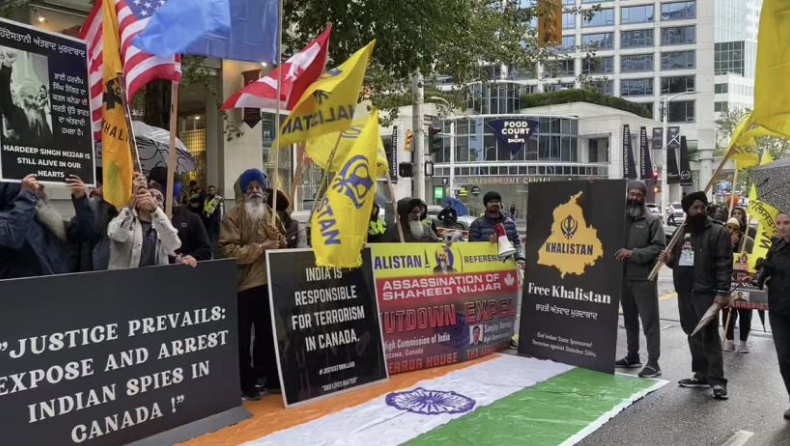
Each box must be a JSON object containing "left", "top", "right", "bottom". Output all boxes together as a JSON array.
[
  {"left": 615, "top": 181, "right": 665, "bottom": 378},
  {"left": 659, "top": 191, "right": 732, "bottom": 400},
  {"left": 437, "top": 202, "right": 457, "bottom": 228}
]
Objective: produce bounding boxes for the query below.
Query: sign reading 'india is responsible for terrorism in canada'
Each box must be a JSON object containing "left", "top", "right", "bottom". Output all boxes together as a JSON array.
[
  {"left": 519, "top": 180, "right": 626, "bottom": 374},
  {"left": 267, "top": 248, "right": 388, "bottom": 407}
]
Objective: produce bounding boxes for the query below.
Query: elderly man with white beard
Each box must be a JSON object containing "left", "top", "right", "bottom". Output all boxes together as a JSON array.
[
  {"left": 0, "top": 50, "right": 53, "bottom": 147},
  {"left": 0, "top": 174, "right": 99, "bottom": 279},
  {"left": 219, "top": 168, "right": 287, "bottom": 401}
]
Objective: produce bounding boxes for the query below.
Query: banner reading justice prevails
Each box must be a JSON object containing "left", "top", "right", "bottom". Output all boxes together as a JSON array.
[
  {"left": 519, "top": 180, "right": 626, "bottom": 374},
  {"left": 371, "top": 242, "right": 519, "bottom": 375}
]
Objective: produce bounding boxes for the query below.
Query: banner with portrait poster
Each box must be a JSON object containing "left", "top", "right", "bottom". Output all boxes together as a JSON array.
[
  {"left": 0, "top": 260, "right": 246, "bottom": 446},
  {"left": 518, "top": 180, "right": 626, "bottom": 374},
  {"left": 267, "top": 248, "right": 388, "bottom": 407},
  {"left": 0, "top": 18, "right": 95, "bottom": 185},
  {"left": 371, "top": 242, "right": 519, "bottom": 375},
  {"left": 731, "top": 253, "right": 769, "bottom": 311}
]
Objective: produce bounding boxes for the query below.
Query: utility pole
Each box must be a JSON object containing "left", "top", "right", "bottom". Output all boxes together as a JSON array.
[{"left": 412, "top": 73, "right": 425, "bottom": 201}]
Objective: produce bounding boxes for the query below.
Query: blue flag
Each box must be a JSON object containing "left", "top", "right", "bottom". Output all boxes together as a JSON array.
[
  {"left": 185, "top": 0, "right": 279, "bottom": 64},
  {"left": 132, "top": 0, "right": 231, "bottom": 58}
]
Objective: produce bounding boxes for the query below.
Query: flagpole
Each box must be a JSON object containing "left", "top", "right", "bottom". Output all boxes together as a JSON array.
[
  {"left": 117, "top": 76, "right": 143, "bottom": 175},
  {"left": 727, "top": 169, "right": 739, "bottom": 218},
  {"left": 289, "top": 145, "right": 305, "bottom": 213},
  {"left": 165, "top": 81, "right": 180, "bottom": 218},
  {"left": 270, "top": 0, "right": 285, "bottom": 226},
  {"left": 385, "top": 174, "right": 405, "bottom": 243}
]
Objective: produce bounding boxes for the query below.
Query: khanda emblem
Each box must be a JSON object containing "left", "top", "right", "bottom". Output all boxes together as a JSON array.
[
  {"left": 561, "top": 215, "right": 578, "bottom": 240},
  {"left": 333, "top": 155, "right": 373, "bottom": 209},
  {"left": 103, "top": 78, "right": 123, "bottom": 110}
]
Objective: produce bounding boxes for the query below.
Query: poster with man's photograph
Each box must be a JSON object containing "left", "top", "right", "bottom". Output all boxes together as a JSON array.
[{"left": 0, "top": 18, "right": 94, "bottom": 185}]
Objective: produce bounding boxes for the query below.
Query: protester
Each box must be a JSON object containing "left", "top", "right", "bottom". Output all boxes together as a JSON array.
[
  {"left": 615, "top": 181, "right": 666, "bottom": 378},
  {"left": 266, "top": 188, "right": 306, "bottom": 248},
  {"left": 70, "top": 169, "right": 119, "bottom": 272},
  {"left": 107, "top": 175, "right": 181, "bottom": 269},
  {"left": 0, "top": 174, "right": 98, "bottom": 279},
  {"left": 757, "top": 213, "right": 790, "bottom": 419},
  {"left": 420, "top": 201, "right": 440, "bottom": 237},
  {"left": 437, "top": 201, "right": 458, "bottom": 228},
  {"left": 722, "top": 218, "right": 754, "bottom": 353},
  {"left": 396, "top": 198, "right": 441, "bottom": 243},
  {"left": 706, "top": 203, "right": 728, "bottom": 224},
  {"left": 203, "top": 185, "right": 224, "bottom": 248},
  {"left": 185, "top": 180, "right": 206, "bottom": 215},
  {"left": 509, "top": 204, "right": 517, "bottom": 220},
  {"left": 659, "top": 191, "right": 732, "bottom": 400},
  {"left": 368, "top": 203, "right": 387, "bottom": 243},
  {"left": 468, "top": 191, "right": 525, "bottom": 269},
  {"left": 219, "top": 168, "right": 286, "bottom": 400},
  {"left": 732, "top": 206, "right": 757, "bottom": 239}
]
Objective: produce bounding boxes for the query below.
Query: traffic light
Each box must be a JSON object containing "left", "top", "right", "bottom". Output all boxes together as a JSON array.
[
  {"left": 405, "top": 129, "right": 414, "bottom": 152},
  {"left": 428, "top": 126, "right": 442, "bottom": 154}
]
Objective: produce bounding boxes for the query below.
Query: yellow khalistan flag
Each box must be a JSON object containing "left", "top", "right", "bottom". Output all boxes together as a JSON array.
[
  {"left": 100, "top": 0, "right": 133, "bottom": 209},
  {"left": 752, "top": 0, "right": 790, "bottom": 139},
  {"left": 311, "top": 110, "right": 380, "bottom": 267},
  {"left": 747, "top": 151, "right": 779, "bottom": 270},
  {"left": 306, "top": 115, "right": 389, "bottom": 177},
  {"left": 277, "top": 40, "right": 375, "bottom": 147}
]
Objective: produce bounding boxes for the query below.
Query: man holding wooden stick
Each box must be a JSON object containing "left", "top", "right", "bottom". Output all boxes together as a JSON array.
[{"left": 658, "top": 191, "right": 733, "bottom": 400}]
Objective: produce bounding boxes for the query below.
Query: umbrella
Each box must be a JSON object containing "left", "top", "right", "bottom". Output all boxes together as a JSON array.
[
  {"left": 750, "top": 158, "right": 790, "bottom": 214},
  {"left": 690, "top": 303, "right": 722, "bottom": 337},
  {"left": 442, "top": 197, "right": 469, "bottom": 216},
  {"left": 95, "top": 121, "right": 198, "bottom": 176}
]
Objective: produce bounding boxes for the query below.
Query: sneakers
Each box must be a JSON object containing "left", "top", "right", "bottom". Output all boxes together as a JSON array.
[
  {"left": 679, "top": 377, "right": 709, "bottom": 388},
  {"left": 712, "top": 385, "right": 729, "bottom": 400},
  {"left": 615, "top": 356, "right": 643, "bottom": 369},
  {"left": 723, "top": 340, "right": 734, "bottom": 352},
  {"left": 638, "top": 364, "right": 662, "bottom": 378},
  {"left": 242, "top": 389, "right": 261, "bottom": 401},
  {"left": 739, "top": 341, "right": 749, "bottom": 353}
]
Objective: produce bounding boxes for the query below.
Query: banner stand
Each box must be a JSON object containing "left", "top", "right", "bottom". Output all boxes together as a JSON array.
[{"left": 127, "top": 407, "right": 250, "bottom": 446}]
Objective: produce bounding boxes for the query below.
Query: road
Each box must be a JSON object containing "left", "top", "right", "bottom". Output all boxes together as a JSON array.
[{"left": 578, "top": 267, "right": 790, "bottom": 446}]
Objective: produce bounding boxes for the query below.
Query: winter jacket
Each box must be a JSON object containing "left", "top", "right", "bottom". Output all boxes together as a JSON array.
[
  {"left": 395, "top": 198, "right": 441, "bottom": 243},
  {"left": 666, "top": 218, "right": 732, "bottom": 296},
  {"left": 438, "top": 207, "right": 458, "bottom": 227},
  {"left": 0, "top": 184, "right": 98, "bottom": 279},
  {"left": 468, "top": 213, "right": 525, "bottom": 261},
  {"left": 624, "top": 212, "right": 666, "bottom": 281},
  {"left": 107, "top": 207, "right": 181, "bottom": 270},
  {"left": 757, "top": 238, "right": 790, "bottom": 315},
  {"left": 219, "top": 203, "right": 287, "bottom": 292},
  {"left": 172, "top": 206, "right": 212, "bottom": 261},
  {"left": 70, "top": 197, "right": 118, "bottom": 272}
]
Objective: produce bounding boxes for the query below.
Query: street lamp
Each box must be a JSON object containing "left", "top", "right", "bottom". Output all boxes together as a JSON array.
[
  {"left": 661, "top": 91, "right": 697, "bottom": 218},
  {"left": 430, "top": 96, "right": 455, "bottom": 198}
]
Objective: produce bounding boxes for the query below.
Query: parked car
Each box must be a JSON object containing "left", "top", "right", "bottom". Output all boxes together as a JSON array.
[
  {"left": 646, "top": 203, "right": 663, "bottom": 221},
  {"left": 666, "top": 202, "right": 685, "bottom": 226}
]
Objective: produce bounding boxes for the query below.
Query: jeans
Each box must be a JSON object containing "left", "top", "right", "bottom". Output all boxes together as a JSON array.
[
  {"left": 678, "top": 291, "right": 726, "bottom": 386},
  {"left": 724, "top": 308, "right": 752, "bottom": 342},
  {"left": 621, "top": 280, "right": 661, "bottom": 364}
]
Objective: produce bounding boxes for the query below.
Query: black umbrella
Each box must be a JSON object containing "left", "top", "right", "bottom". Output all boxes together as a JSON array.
[{"left": 750, "top": 158, "right": 790, "bottom": 214}]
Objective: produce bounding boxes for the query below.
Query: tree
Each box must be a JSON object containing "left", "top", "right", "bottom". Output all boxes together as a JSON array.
[{"left": 715, "top": 107, "right": 790, "bottom": 160}]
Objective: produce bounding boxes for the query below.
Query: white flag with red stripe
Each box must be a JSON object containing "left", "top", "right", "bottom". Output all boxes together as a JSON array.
[
  {"left": 80, "top": 0, "right": 182, "bottom": 142},
  {"left": 221, "top": 26, "right": 331, "bottom": 111}
]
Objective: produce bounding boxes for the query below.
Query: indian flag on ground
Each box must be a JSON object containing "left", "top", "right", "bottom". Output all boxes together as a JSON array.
[{"left": 183, "top": 355, "right": 665, "bottom": 446}]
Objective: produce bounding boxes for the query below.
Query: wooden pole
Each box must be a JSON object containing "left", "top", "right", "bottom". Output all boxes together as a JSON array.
[
  {"left": 385, "top": 174, "right": 405, "bottom": 243},
  {"left": 307, "top": 134, "right": 343, "bottom": 228},
  {"left": 270, "top": 0, "right": 285, "bottom": 226},
  {"left": 117, "top": 75, "right": 143, "bottom": 175},
  {"left": 289, "top": 146, "right": 305, "bottom": 213},
  {"left": 727, "top": 169, "right": 739, "bottom": 218},
  {"left": 165, "top": 81, "right": 179, "bottom": 218}
]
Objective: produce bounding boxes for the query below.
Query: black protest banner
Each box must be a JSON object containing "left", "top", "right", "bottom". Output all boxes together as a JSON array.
[
  {"left": 639, "top": 127, "right": 655, "bottom": 180},
  {"left": 267, "top": 248, "right": 388, "bottom": 406},
  {"left": 519, "top": 180, "right": 626, "bottom": 374},
  {"left": 0, "top": 261, "right": 245, "bottom": 446},
  {"left": 622, "top": 124, "right": 637, "bottom": 179},
  {"left": 0, "top": 18, "right": 95, "bottom": 185}
]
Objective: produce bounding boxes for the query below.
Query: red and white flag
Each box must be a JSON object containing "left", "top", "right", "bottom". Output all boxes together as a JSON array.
[
  {"left": 80, "top": 0, "right": 182, "bottom": 141},
  {"left": 221, "top": 26, "right": 332, "bottom": 111}
]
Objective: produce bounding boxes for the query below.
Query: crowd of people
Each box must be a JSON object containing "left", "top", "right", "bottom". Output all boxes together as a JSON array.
[{"left": 3, "top": 172, "right": 790, "bottom": 414}]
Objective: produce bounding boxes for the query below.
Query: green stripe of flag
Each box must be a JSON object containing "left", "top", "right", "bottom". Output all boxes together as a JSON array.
[{"left": 405, "top": 368, "right": 660, "bottom": 446}]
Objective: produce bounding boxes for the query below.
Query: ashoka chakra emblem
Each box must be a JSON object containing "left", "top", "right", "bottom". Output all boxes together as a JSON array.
[{"left": 385, "top": 387, "right": 476, "bottom": 415}]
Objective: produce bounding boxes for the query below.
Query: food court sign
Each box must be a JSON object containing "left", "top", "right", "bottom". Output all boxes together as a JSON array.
[{"left": 486, "top": 119, "right": 539, "bottom": 155}]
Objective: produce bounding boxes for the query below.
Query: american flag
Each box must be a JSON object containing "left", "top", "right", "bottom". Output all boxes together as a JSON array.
[{"left": 80, "top": 0, "right": 182, "bottom": 141}]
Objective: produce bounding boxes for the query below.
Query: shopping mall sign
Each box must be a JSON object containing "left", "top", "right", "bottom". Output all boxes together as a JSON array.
[
  {"left": 486, "top": 119, "right": 539, "bottom": 155},
  {"left": 458, "top": 176, "right": 557, "bottom": 185}
]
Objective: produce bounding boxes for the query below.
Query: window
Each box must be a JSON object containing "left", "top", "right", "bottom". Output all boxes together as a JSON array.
[
  {"left": 561, "top": 35, "right": 576, "bottom": 51},
  {"left": 621, "top": 78, "right": 654, "bottom": 96},
  {"left": 582, "top": 56, "right": 614, "bottom": 74},
  {"left": 715, "top": 83, "right": 728, "bottom": 94},
  {"left": 546, "top": 82, "right": 576, "bottom": 91},
  {"left": 582, "top": 8, "right": 615, "bottom": 27},
  {"left": 546, "top": 59, "right": 576, "bottom": 77},
  {"left": 621, "top": 5, "right": 654, "bottom": 24},
  {"left": 661, "top": 50, "right": 695, "bottom": 69},
  {"left": 715, "top": 41, "right": 745, "bottom": 75},
  {"left": 715, "top": 102, "right": 729, "bottom": 112},
  {"left": 668, "top": 100, "right": 694, "bottom": 122},
  {"left": 562, "top": 13, "right": 575, "bottom": 29},
  {"left": 581, "top": 32, "right": 614, "bottom": 50},
  {"left": 661, "top": 75, "right": 695, "bottom": 93},
  {"left": 587, "top": 79, "right": 614, "bottom": 95},
  {"left": 621, "top": 29, "right": 654, "bottom": 48},
  {"left": 661, "top": 1, "right": 696, "bottom": 21},
  {"left": 563, "top": 0, "right": 575, "bottom": 4},
  {"left": 662, "top": 26, "right": 696, "bottom": 45},
  {"left": 621, "top": 54, "right": 654, "bottom": 72}
]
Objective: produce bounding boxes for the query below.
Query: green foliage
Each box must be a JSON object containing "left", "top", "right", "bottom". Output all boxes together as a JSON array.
[
  {"left": 519, "top": 89, "right": 653, "bottom": 118},
  {"left": 715, "top": 106, "right": 790, "bottom": 160},
  {"left": 0, "top": 0, "right": 30, "bottom": 18},
  {"left": 180, "top": 56, "right": 244, "bottom": 141}
]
